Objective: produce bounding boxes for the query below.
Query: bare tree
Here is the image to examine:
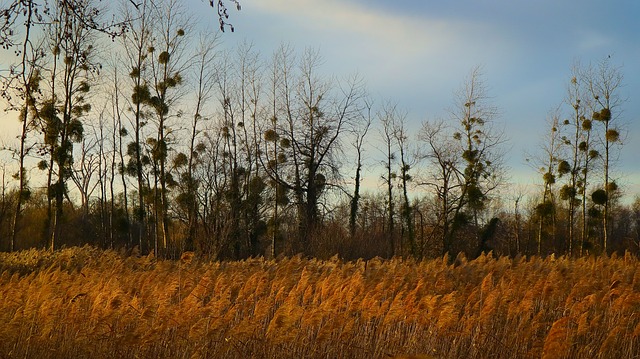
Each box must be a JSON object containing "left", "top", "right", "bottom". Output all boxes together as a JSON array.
[
  {"left": 584, "top": 58, "right": 624, "bottom": 253},
  {"left": 176, "top": 32, "right": 219, "bottom": 251},
  {"left": 263, "top": 47, "right": 365, "bottom": 247},
  {"left": 195, "top": 128, "right": 229, "bottom": 257},
  {"left": 214, "top": 49, "right": 245, "bottom": 258},
  {"left": 120, "top": 0, "right": 153, "bottom": 251},
  {"left": 45, "top": 0, "right": 101, "bottom": 250},
  {"left": 70, "top": 129, "right": 100, "bottom": 215},
  {"left": 417, "top": 68, "right": 506, "bottom": 256},
  {"left": 417, "top": 119, "right": 463, "bottom": 255},
  {"left": 1, "top": 0, "right": 237, "bottom": 46},
  {"left": 392, "top": 111, "right": 418, "bottom": 255},
  {"left": 348, "top": 99, "right": 372, "bottom": 238},
  {"left": 145, "top": 0, "right": 192, "bottom": 255},
  {"left": 262, "top": 44, "right": 292, "bottom": 257},
  {"left": 450, "top": 67, "right": 506, "bottom": 254},
  {"left": 233, "top": 42, "right": 265, "bottom": 256},
  {"left": 451, "top": 67, "right": 505, "bottom": 225},
  {"left": 509, "top": 186, "right": 527, "bottom": 255},
  {"left": 528, "top": 113, "right": 564, "bottom": 255},
  {"left": 1, "top": 0, "right": 46, "bottom": 251},
  {"left": 378, "top": 102, "right": 398, "bottom": 256},
  {"left": 559, "top": 64, "right": 595, "bottom": 255},
  {"left": 108, "top": 63, "right": 132, "bottom": 247}
]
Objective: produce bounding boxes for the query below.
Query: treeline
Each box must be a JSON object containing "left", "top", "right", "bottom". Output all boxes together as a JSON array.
[{"left": 1, "top": 0, "right": 639, "bottom": 259}]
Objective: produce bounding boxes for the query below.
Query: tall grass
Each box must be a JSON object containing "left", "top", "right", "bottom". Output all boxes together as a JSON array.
[{"left": 1, "top": 247, "right": 639, "bottom": 358}]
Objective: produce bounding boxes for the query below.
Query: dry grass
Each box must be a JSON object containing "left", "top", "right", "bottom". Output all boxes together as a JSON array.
[{"left": 1, "top": 246, "right": 640, "bottom": 358}]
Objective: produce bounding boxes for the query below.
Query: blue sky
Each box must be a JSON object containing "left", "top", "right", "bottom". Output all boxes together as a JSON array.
[
  {"left": 208, "top": 0, "right": 640, "bottom": 199},
  {"left": 1, "top": 0, "right": 639, "bottom": 200}
]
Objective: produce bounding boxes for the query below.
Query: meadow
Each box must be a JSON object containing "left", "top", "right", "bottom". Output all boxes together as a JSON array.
[{"left": 1, "top": 247, "right": 639, "bottom": 358}]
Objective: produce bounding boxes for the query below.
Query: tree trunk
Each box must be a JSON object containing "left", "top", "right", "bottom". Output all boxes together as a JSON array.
[
  {"left": 349, "top": 159, "right": 362, "bottom": 238},
  {"left": 11, "top": 1, "right": 35, "bottom": 252}
]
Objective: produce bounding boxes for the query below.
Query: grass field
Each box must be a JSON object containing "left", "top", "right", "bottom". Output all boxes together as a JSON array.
[{"left": 1, "top": 246, "right": 639, "bottom": 358}]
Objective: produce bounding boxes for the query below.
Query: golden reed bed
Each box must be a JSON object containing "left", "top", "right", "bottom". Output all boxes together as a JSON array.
[{"left": 1, "top": 247, "right": 639, "bottom": 358}]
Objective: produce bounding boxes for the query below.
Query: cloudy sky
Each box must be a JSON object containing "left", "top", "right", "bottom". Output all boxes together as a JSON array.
[
  {"left": 1, "top": 0, "right": 639, "bottom": 199},
  {"left": 209, "top": 0, "right": 640, "bottom": 198}
]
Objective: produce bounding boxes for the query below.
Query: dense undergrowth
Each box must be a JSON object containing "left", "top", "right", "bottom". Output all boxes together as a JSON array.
[{"left": 1, "top": 246, "right": 640, "bottom": 358}]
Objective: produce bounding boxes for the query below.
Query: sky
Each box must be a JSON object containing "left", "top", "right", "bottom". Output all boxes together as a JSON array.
[
  {"left": 1, "top": 0, "right": 639, "bottom": 201},
  {"left": 211, "top": 0, "right": 640, "bottom": 200}
]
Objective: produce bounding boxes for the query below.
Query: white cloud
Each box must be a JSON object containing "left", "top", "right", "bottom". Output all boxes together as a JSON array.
[
  {"left": 251, "top": 0, "right": 504, "bottom": 56},
  {"left": 246, "top": 0, "right": 524, "bottom": 120}
]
